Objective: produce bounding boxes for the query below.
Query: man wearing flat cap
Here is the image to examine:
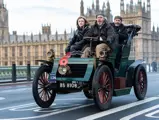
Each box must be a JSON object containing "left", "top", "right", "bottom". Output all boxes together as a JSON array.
[{"left": 81, "top": 14, "right": 117, "bottom": 58}]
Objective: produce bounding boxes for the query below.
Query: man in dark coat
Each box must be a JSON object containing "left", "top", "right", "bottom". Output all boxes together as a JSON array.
[
  {"left": 110, "top": 16, "right": 128, "bottom": 70},
  {"left": 81, "top": 14, "right": 117, "bottom": 58},
  {"left": 110, "top": 16, "right": 128, "bottom": 44}
]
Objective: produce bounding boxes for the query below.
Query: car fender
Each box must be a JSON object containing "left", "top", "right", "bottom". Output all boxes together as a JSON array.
[{"left": 126, "top": 59, "right": 145, "bottom": 87}]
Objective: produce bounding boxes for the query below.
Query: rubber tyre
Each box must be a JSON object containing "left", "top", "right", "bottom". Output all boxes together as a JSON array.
[
  {"left": 83, "top": 89, "right": 93, "bottom": 99},
  {"left": 32, "top": 65, "right": 56, "bottom": 108},
  {"left": 134, "top": 65, "right": 147, "bottom": 100},
  {"left": 92, "top": 65, "right": 113, "bottom": 111}
]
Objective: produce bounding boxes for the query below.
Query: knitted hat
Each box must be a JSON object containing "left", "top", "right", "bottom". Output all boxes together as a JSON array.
[
  {"left": 114, "top": 16, "right": 122, "bottom": 21},
  {"left": 96, "top": 13, "right": 105, "bottom": 18}
]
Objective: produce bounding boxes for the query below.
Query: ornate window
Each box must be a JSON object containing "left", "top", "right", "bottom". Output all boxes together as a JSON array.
[
  {"left": 43, "top": 45, "right": 46, "bottom": 57},
  {"left": 35, "top": 46, "right": 38, "bottom": 57},
  {"left": 27, "top": 46, "right": 30, "bottom": 58},
  {"left": 4, "top": 47, "right": 8, "bottom": 57},
  {"left": 19, "top": 46, "right": 23, "bottom": 56},
  {"left": 12, "top": 47, "right": 15, "bottom": 57},
  {"left": 60, "top": 44, "right": 63, "bottom": 57}
]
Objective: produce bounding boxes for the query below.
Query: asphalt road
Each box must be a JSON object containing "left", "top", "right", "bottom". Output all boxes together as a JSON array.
[{"left": 0, "top": 72, "right": 159, "bottom": 120}]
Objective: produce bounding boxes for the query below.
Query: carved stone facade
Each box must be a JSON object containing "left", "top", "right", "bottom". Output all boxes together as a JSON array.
[
  {"left": 80, "top": 0, "right": 113, "bottom": 25},
  {"left": 0, "top": 0, "right": 73, "bottom": 66},
  {"left": 0, "top": 24, "right": 72, "bottom": 66},
  {"left": 0, "top": 0, "right": 159, "bottom": 66},
  {"left": 0, "top": 40, "right": 69, "bottom": 66},
  {"left": 120, "top": 0, "right": 159, "bottom": 64}
]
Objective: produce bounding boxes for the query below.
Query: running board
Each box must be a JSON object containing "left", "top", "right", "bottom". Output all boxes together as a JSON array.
[{"left": 113, "top": 87, "right": 132, "bottom": 96}]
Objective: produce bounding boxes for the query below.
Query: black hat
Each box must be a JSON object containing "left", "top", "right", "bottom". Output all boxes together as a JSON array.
[
  {"left": 96, "top": 13, "right": 105, "bottom": 18},
  {"left": 114, "top": 16, "right": 122, "bottom": 21}
]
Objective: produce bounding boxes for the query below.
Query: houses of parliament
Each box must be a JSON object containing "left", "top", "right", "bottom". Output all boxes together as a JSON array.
[{"left": 0, "top": 0, "right": 159, "bottom": 66}]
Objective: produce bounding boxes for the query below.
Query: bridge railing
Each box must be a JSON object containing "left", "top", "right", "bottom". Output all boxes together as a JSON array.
[{"left": 0, "top": 64, "right": 39, "bottom": 83}]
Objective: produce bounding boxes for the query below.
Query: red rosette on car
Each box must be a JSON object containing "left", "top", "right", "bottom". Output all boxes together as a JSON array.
[
  {"left": 59, "top": 56, "right": 68, "bottom": 66},
  {"left": 59, "top": 52, "right": 71, "bottom": 66}
]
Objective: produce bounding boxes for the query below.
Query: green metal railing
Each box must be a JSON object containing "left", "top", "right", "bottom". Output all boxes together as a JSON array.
[{"left": 0, "top": 64, "right": 39, "bottom": 83}]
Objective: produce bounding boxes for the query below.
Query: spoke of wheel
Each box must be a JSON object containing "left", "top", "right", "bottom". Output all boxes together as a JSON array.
[
  {"left": 102, "top": 72, "right": 106, "bottom": 83},
  {"left": 38, "top": 82, "right": 43, "bottom": 86},
  {"left": 44, "top": 72, "right": 47, "bottom": 82},
  {"left": 38, "top": 79, "right": 44, "bottom": 86},
  {"left": 43, "top": 91, "right": 47, "bottom": 101},
  {"left": 39, "top": 89, "right": 44, "bottom": 97},
  {"left": 38, "top": 86, "right": 44, "bottom": 89},
  {"left": 46, "top": 91, "right": 50, "bottom": 100},
  {"left": 104, "top": 74, "right": 109, "bottom": 85},
  {"left": 105, "top": 84, "right": 110, "bottom": 88},
  {"left": 139, "top": 71, "right": 145, "bottom": 94},
  {"left": 39, "top": 76, "right": 45, "bottom": 84},
  {"left": 98, "top": 88, "right": 104, "bottom": 104},
  {"left": 40, "top": 90, "right": 45, "bottom": 100},
  {"left": 103, "top": 91, "right": 106, "bottom": 103},
  {"left": 45, "top": 72, "right": 49, "bottom": 82},
  {"left": 42, "top": 73, "right": 46, "bottom": 83},
  {"left": 48, "top": 90, "right": 52, "bottom": 96}
]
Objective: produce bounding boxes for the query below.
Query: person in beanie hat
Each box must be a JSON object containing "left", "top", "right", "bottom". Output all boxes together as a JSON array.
[
  {"left": 110, "top": 15, "right": 128, "bottom": 70},
  {"left": 81, "top": 13, "right": 117, "bottom": 58},
  {"left": 96, "top": 13, "right": 105, "bottom": 18},
  {"left": 110, "top": 15, "right": 128, "bottom": 44},
  {"left": 65, "top": 16, "right": 90, "bottom": 53}
]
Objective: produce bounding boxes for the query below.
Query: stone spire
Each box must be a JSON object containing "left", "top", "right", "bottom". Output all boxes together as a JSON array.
[
  {"left": 106, "top": 1, "right": 111, "bottom": 22},
  {"left": 143, "top": 1, "right": 145, "bottom": 12},
  {"left": 0, "top": 0, "right": 3, "bottom": 7},
  {"left": 96, "top": 0, "right": 99, "bottom": 12},
  {"left": 147, "top": 0, "right": 151, "bottom": 11},
  {"left": 130, "top": 0, "right": 133, "bottom": 13},
  {"left": 92, "top": 0, "right": 95, "bottom": 9},
  {"left": 80, "top": 0, "right": 84, "bottom": 16},
  {"left": 120, "top": 0, "right": 125, "bottom": 14}
]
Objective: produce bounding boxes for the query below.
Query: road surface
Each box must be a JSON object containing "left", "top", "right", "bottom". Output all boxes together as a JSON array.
[{"left": 0, "top": 73, "right": 159, "bottom": 120}]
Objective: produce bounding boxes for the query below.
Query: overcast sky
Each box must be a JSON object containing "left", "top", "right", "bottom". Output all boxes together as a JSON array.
[{"left": 4, "top": 0, "right": 159, "bottom": 35}]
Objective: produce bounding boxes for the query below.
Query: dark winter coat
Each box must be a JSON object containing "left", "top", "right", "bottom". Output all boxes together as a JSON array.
[
  {"left": 110, "top": 23, "right": 128, "bottom": 44},
  {"left": 65, "top": 16, "right": 90, "bottom": 53},
  {"left": 84, "top": 20, "right": 117, "bottom": 50}
]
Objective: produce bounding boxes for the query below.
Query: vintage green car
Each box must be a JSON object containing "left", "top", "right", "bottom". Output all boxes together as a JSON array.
[{"left": 32, "top": 24, "right": 147, "bottom": 111}]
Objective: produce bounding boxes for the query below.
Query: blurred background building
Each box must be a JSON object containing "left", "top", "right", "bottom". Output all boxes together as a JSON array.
[{"left": 0, "top": 0, "right": 158, "bottom": 70}]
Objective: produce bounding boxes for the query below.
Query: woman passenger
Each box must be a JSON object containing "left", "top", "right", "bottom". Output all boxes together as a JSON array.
[{"left": 65, "top": 16, "right": 90, "bottom": 53}]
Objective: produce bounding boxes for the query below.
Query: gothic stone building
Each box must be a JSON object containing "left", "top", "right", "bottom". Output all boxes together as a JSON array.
[
  {"left": 0, "top": 0, "right": 159, "bottom": 66},
  {"left": 80, "top": 0, "right": 113, "bottom": 24},
  {"left": 120, "top": 0, "right": 159, "bottom": 64},
  {"left": 0, "top": 0, "right": 72, "bottom": 66}
]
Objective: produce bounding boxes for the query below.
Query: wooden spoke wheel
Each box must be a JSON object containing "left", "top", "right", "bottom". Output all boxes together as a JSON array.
[
  {"left": 83, "top": 88, "right": 93, "bottom": 99},
  {"left": 92, "top": 65, "right": 113, "bottom": 111},
  {"left": 134, "top": 65, "right": 147, "bottom": 100},
  {"left": 32, "top": 65, "right": 56, "bottom": 108}
]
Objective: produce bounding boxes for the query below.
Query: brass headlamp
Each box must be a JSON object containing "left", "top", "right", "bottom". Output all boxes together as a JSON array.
[{"left": 47, "top": 49, "right": 55, "bottom": 60}]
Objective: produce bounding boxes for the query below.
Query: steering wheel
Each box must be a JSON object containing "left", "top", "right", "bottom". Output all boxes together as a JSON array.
[
  {"left": 83, "top": 36, "right": 99, "bottom": 42},
  {"left": 71, "top": 51, "right": 83, "bottom": 56}
]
